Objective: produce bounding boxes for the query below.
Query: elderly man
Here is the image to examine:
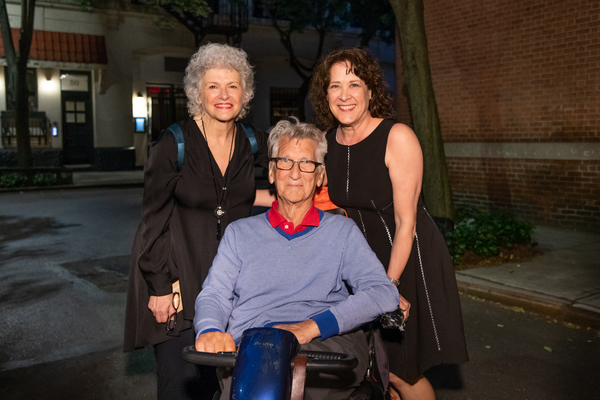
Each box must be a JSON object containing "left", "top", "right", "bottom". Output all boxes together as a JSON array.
[{"left": 194, "top": 118, "right": 399, "bottom": 399}]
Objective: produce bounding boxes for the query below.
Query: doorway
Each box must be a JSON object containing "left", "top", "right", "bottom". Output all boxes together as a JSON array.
[
  {"left": 61, "top": 71, "right": 93, "bottom": 165},
  {"left": 148, "top": 85, "right": 188, "bottom": 142}
]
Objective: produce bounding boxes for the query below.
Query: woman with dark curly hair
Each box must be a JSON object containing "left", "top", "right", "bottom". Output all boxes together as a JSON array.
[{"left": 309, "top": 47, "right": 468, "bottom": 400}]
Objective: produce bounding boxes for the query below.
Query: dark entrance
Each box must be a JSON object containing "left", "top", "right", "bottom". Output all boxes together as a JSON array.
[
  {"left": 148, "top": 85, "right": 188, "bottom": 142},
  {"left": 61, "top": 71, "right": 93, "bottom": 164}
]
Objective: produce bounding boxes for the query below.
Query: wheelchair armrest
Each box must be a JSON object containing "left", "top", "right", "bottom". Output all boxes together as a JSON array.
[
  {"left": 182, "top": 346, "right": 358, "bottom": 373},
  {"left": 181, "top": 346, "right": 236, "bottom": 367},
  {"left": 298, "top": 350, "right": 358, "bottom": 373}
]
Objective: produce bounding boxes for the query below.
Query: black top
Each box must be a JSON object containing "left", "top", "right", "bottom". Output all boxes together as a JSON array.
[
  {"left": 325, "top": 119, "right": 398, "bottom": 268},
  {"left": 325, "top": 119, "right": 469, "bottom": 378},
  {"left": 124, "top": 117, "right": 269, "bottom": 351}
]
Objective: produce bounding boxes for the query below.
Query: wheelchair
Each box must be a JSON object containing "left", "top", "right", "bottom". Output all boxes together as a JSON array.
[{"left": 183, "top": 324, "right": 394, "bottom": 400}]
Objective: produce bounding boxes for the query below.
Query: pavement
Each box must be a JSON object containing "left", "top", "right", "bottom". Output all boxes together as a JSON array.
[{"left": 7, "top": 169, "right": 600, "bottom": 330}]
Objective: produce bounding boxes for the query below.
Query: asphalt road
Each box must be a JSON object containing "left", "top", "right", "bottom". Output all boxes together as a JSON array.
[{"left": 1, "top": 188, "right": 598, "bottom": 399}]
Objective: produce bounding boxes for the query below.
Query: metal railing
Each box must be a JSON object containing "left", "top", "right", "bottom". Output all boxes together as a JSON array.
[
  {"left": 161, "top": 0, "right": 249, "bottom": 45},
  {"left": 1, "top": 111, "right": 51, "bottom": 148}
]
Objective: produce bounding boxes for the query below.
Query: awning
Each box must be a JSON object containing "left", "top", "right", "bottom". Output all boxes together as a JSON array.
[{"left": 0, "top": 28, "right": 107, "bottom": 64}]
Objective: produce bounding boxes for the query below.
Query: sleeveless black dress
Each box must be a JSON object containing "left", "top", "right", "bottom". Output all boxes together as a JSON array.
[{"left": 326, "top": 119, "right": 468, "bottom": 379}]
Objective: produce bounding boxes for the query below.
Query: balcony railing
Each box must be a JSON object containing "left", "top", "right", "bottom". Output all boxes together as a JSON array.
[
  {"left": 1, "top": 111, "right": 51, "bottom": 148},
  {"left": 162, "top": 0, "right": 249, "bottom": 45}
]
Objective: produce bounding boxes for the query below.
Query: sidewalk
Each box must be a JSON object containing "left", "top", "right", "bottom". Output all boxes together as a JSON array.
[
  {"left": 456, "top": 226, "right": 600, "bottom": 328},
  {"left": 12, "top": 170, "right": 600, "bottom": 329},
  {"left": 71, "top": 170, "right": 144, "bottom": 188}
]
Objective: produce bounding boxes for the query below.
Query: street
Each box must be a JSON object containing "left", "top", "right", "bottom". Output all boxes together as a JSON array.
[{"left": 0, "top": 187, "right": 598, "bottom": 399}]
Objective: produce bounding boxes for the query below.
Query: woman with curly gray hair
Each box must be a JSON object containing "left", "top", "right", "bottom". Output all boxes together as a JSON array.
[{"left": 124, "top": 43, "right": 269, "bottom": 400}]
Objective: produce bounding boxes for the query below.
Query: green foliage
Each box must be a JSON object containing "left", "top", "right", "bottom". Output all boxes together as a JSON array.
[
  {"left": 0, "top": 172, "right": 28, "bottom": 188},
  {"left": 76, "top": 0, "right": 94, "bottom": 12},
  {"left": 33, "top": 172, "right": 57, "bottom": 186},
  {"left": 445, "top": 209, "right": 535, "bottom": 265},
  {"left": 75, "top": 0, "right": 211, "bottom": 28}
]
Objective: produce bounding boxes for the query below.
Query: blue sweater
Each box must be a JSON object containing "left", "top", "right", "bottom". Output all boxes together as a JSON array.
[{"left": 194, "top": 210, "right": 399, "bottom": 343}]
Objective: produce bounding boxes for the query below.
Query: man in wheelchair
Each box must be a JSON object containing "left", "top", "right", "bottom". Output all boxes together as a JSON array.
[{"left": 194, "top": 119, "right": 401, "bottom": 399}]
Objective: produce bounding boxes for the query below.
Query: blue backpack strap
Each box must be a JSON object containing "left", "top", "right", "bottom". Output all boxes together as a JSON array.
[
  {"left": 167, "top": 123, "right": 185, "bottom": 172},
  {"left": 241, "top": 122, "right": 258, "bottom": 158}
]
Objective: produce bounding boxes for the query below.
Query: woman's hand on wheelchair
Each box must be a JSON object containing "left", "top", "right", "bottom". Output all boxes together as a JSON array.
[
  {"left": 273, "top": 319, "right": 321, "bottom": 344},
  {"left": 195, "top": 331, "right": 236, "bottom": 353}
]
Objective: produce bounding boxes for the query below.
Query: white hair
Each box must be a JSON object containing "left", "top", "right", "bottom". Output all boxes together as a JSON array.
[
  {"left": 183, "top": 43, "right": 254, "bottom": 119},
  {"left": 268, "top": 117, "right": 327, "bottom": 167}
]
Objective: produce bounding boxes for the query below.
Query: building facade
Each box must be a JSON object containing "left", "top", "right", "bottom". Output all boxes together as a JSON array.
[
  {"left": 395, "top": 0, "right": 599, "bottom": 231},
  {"left": 0, "top": 0, "right": 395, "bottom": 169}
]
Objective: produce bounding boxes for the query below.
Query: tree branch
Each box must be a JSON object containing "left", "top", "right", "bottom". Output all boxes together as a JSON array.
[{"left": 269, "top": 15, "right": 310, "bottom": 81}]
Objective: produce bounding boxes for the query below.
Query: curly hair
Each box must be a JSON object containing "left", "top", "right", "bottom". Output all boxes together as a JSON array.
[
  {"left": 268, "top": 117, "right": 327, "bottom": 169},
  {"left": 308, "top": 47, "right": 395, "bottom": 130},
  {"left": 183, "top": 43, "right": 254, "bottom": 119}
]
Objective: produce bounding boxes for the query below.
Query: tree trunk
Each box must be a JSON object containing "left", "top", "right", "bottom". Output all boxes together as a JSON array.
[
  {"left": 389, "top": 0, "right": 454, "bottom": 221},
  {"left": 1, "top": 0, "right": 35, "bottom": 168},
  {"left": 15, "top": 59, "right": 32, "bottom": 167}
]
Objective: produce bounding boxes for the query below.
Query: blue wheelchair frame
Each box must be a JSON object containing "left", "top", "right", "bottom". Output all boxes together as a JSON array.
[{"left": 183, "top": 327, "right": 363, "bottom": 400}]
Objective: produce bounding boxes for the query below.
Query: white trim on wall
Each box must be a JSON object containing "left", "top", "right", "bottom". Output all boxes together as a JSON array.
[{"left": 444, "top": 142, "right": 600, "bottom": 160}]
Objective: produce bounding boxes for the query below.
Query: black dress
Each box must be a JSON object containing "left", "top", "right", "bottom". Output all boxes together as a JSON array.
[
  {"left": 325, "top": 119, "right": 468, "bottom": 379},
  {"left": 124, "top": 117, "right": 268, "bottom": 351}
]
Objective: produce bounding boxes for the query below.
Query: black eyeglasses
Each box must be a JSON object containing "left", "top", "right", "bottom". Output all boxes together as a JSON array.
[
  {"left": 271, "top": 157, "right": 322, "bottom": 173},
  {"left": 166, "top": 292, "right": 181, "bottom": 332}
]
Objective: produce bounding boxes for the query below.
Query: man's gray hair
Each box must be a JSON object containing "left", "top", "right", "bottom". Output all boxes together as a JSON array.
[
  {"left": 268, "top": 117, "right": 327, "bottom": 165},
  {"left": 183, "top": 43, "right": 254, "bottom": 119}
]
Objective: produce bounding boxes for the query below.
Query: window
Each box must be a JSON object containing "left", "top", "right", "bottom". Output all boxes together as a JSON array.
[
  {"left": 164, "top": 57, "right": 189, "bottom": 73},
  {"left": 269, "top": 87, "right": 299, "bottom": 126},
  {"left": 4, "top": 67, "right": 38, "bottom": 111}
]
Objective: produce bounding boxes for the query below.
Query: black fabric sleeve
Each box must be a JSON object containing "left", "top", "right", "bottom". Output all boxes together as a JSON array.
[{"left": 137, "top": 128, "right": 179, "bottom": 296}]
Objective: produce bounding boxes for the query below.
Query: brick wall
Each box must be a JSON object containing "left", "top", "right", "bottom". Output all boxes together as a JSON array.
[
  {"left": 395, "top": 0, "right": 600, "bottom": 230},
  {"left": 448, "top": 158, "right": 600, "bottom": 231},
  {"left": 424, "top": 0, "right": 600, "bottom": 143}
]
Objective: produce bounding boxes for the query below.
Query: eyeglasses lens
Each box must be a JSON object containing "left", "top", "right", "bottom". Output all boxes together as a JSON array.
[
  {"left": 166, "top": 292, "right": 180, "bottom": 331},
  {"left": 275, "top": 159, "right": 317, "bottom": 173}
]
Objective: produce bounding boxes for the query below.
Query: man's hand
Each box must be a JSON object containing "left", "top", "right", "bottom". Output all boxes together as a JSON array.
[
  {"left": 399, "top": 294, "right": 410, "bottom": 321},
  {"left": 148, "top": 294, "right": 175, "bottom": 324},
  {"left": 195, "top": 332, "right": 236, "bottom": 353},
  {"left": 273, "top": 319, "right": 321, "bottom": 344}
]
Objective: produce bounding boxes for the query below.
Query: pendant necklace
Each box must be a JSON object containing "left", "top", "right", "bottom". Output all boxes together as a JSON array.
[{"left": 201, "top": 117, "right": 235, "bottom": 240}]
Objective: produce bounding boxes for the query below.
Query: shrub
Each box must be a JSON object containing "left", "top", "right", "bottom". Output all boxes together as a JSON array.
[
  {"left": 33, "top": 172, "right": 57, "bottom": 186},
  {"left": 0, "top": 172, "right": 28, "bottom": 188},
  {"left": 445, "top": 209, "right": 535, "bottom": 266}
]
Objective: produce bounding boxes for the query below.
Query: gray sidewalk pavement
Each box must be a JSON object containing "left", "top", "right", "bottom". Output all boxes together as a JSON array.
[
  {"left": 72, "top": 170, "right": 144, "bottom": 188},
  {"left": 456, "top": 225, "right": 600, "bottom": 328},
  {"left": 10, "top": 170, "right": 600, "bottom": 329}
]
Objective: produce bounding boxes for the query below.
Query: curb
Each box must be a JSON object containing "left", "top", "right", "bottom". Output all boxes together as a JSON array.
[
  {"left": 456, "top": 277, "right": 600, "bottom": 330},
  {"left": 0, "top": 181, "right": 144, "bottom": 193}
]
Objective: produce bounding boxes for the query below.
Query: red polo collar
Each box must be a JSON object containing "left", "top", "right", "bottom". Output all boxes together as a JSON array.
[{"left": 268, "top": 200, "right": 320, "bottom": 234}]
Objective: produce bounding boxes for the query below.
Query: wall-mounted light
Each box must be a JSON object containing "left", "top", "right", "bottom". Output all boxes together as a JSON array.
[
  {"left": 40, "top": 68, "right": 58, "bottom": 92},
  {"left": 132, "top": 92, "right": 147, "bottom": 118},
  {"left": 52, "top": 122, "right": 59, "bottom": 137}
]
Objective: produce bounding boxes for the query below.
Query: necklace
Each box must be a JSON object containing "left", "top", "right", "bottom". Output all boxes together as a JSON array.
[{"left": 200, "top": 117, "right": 236, "bottom": 240}]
